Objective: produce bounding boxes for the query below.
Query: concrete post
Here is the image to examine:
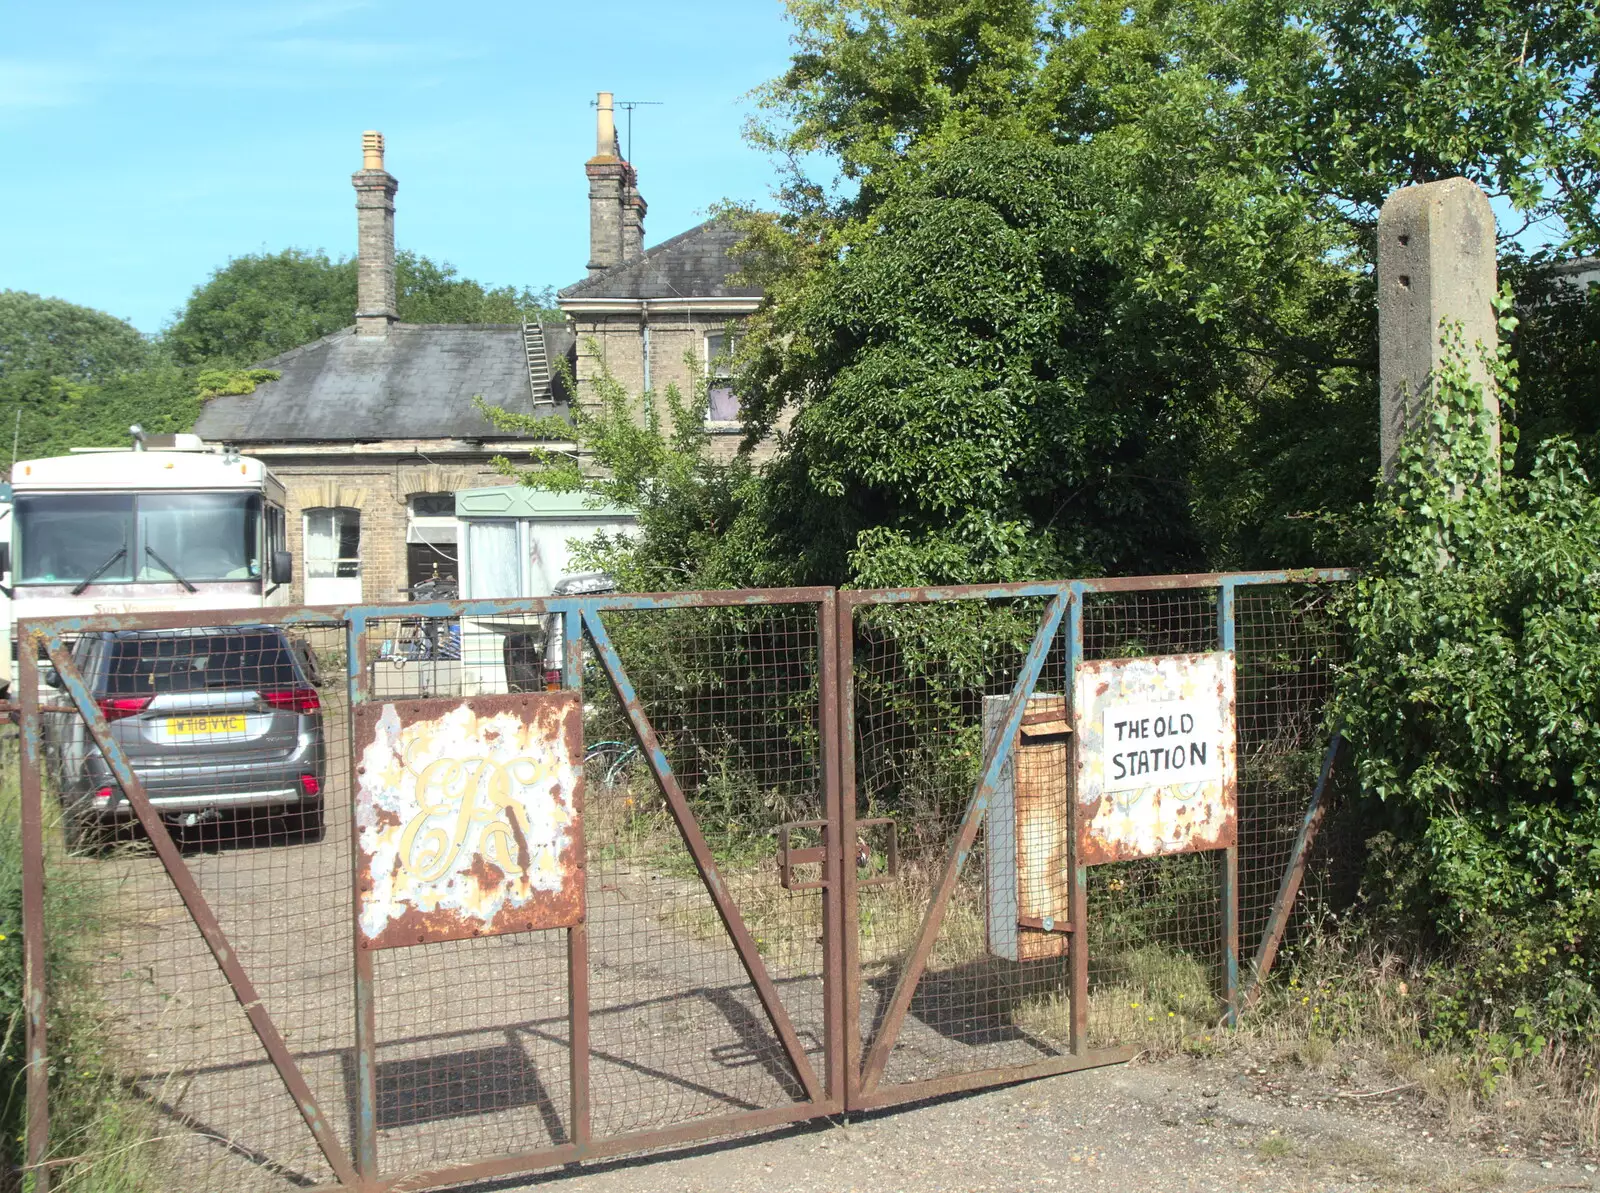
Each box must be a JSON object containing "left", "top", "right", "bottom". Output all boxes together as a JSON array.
[
  {"left": 1377, "top": 177, "right": 1499, "bottom": 479},
  {"left": 352, "top": 131, "right": 399, "bottom": 336}
]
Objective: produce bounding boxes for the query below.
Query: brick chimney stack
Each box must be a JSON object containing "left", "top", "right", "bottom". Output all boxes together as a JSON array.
[
  {"left": 587, "top": 92, "right": 628, "bottom": 276},
  {"left": 352, "top": 130, "right": 398, "bottom": 335},
  {"left": 622, "top": 168, "right": 647, "bottom": 263}
]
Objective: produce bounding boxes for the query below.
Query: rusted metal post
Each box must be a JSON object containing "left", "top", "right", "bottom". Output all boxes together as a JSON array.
[
  {"left": 1222, "top": 845, "right": 1239, "bottom": 1028},
  {"left": 1065, "top": 584, "right": 1089, "bottom": 1055},
  {"left": 1247, "top": 730, "right": 1342, "bottom": 1007},
  {"left": 42, "top": 633, "right": 358, "bottom": 1186},
  {"left": 347, "top": 613, "right": 379, "bottom": 1182},
  {"left": 17, "top": 630, "right": 51, "bottom": 1191},
  {"left": 562, "top": 607, "right": 592, "bottom": 1149},
  {"left": 836, "top": 595, "right": 864, "bottom": 1109},
  {"left": 1217, "top": 583, "right": 1239, "bottom": 1028},
  {"left": 817, "top": 592, "right": 846, "bottom": 1111},
  {"left": 857, "top": 591, "right": 1069, "bottom": 1094},
  {"left": 582, "top": 609, "right": 824, "bottom": 1105}
]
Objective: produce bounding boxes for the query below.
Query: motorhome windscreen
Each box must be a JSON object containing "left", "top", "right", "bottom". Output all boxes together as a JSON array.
[{"left": 14, "top": 492, "right": 263, "bottom": 584}]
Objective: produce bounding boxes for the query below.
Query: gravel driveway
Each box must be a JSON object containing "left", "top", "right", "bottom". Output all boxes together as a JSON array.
[{"left": 503, "top": 1057, "right": 1599, "bottom": 1193}]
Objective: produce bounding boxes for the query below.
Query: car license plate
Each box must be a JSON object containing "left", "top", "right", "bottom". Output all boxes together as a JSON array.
[{"left": 167, "top": 715, "right": 247, "bottom": 737}]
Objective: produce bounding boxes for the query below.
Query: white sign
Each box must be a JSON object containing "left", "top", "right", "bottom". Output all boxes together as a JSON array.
[
  {"left": 1073, "top": 652, "right": 1237, "bottom": 864},
  {"left": 1102, "top": 698, "right": 1223, "bottom": 792}
]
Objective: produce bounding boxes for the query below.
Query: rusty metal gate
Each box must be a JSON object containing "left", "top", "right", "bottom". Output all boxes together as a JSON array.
[{"left": 13, "top": 571, "right": 1346, "bottom": 1190}]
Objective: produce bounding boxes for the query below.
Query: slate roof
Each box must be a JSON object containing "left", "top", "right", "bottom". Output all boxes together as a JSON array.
[
  {"left": 559, "top": 219, "right": 763, "bottom": 302},
  {"left": 193, "top": 322, "right": 574, "bottom": 443}
]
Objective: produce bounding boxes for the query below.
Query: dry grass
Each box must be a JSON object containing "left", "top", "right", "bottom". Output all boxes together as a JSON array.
[
  {"left": 1, "top": 732, "right": 168, "bottom": 1192},
  {"left": 1239, "top": 931, "right": 1600, "bottom": 1157}
]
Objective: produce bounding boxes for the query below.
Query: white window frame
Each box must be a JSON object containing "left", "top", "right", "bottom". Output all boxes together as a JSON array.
[
  {"left": 704, "top": 330, "right": 742, "bottom": 429},
  {"left": 303, "top": 506, "right": 361, "bottom": 580}
]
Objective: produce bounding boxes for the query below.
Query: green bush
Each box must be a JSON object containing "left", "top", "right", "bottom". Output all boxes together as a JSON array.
[{"left": 1337, "top": 299, "right": 1600, "bottom": 1041}]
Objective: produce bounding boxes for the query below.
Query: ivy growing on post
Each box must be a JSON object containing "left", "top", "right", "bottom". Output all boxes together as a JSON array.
[{"left": 1337, "top": 293, "right": 1600, "bottom": 1042}]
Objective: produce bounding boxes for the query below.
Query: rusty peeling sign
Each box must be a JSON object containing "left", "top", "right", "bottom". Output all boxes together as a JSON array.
[
  {"left": 353, "top": 693, "right": 584, "bottom": 949},
  {"left": 1073, "top": 652, "right": 1236, "bottom": 866}
]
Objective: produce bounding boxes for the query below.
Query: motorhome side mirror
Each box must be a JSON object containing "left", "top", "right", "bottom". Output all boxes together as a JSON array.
[
  {"left": 41, "top": 667, "right": 62, "bottom": 690},
  {"left": 0, "top": 542, "right": 10, "bottom": 577},
  {"left": 271, "top": 551, "right": 293, "bottom": 585}
]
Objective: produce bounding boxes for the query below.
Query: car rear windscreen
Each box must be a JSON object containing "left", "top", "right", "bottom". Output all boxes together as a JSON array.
[{"left": 105, "top": 632, "right": 301, "bottom": 695}]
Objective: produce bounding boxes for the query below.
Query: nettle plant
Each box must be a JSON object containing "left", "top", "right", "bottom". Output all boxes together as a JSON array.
[{"left": 1338, "top": 292, "right": 1600, "bottom": 1041}]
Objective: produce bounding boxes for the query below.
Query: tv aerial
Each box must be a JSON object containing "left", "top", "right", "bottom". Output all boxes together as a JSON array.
[{"left": 592, "top": 97, "right": 662, "bottom": 163}]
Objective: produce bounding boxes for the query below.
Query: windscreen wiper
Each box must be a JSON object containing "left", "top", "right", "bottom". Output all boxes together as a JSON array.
[
  {"left": 71, "top": 546, "right": 127, "bottom": 596},
  {"left": 145, "top": 545, "right": 197, "bottom": 593}
]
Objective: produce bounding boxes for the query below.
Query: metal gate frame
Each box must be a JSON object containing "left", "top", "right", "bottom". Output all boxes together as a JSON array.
[
  {"left": 835, "top": 569, "right": 1349, "bottom": 1109},
  {"left": 15, "top": 569, "right": 1346, "bottom": 1190}
]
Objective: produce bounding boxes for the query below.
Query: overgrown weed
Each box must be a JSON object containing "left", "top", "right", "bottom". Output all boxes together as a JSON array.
[
  {"left": 1245, "top": 924, "right": 1600, "bottom": 1153},
  {"left": 0, "top": 731, "right": 165, "bottom": 1192}
]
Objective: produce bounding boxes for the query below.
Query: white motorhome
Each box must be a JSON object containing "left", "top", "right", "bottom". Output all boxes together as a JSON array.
[
  {"left": 0, "top": 488, "right": 11, "bottom": 695},
  {"left": 4, "top": 432, "right": 293, "bottom": 691}
]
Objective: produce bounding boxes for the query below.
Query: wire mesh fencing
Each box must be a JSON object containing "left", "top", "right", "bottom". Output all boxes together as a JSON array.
[
  {"left": 847, "top": 593, "right": 1072, "bottom": 1089},
  {"left": 576, "top": 601, "right": 828, "bottom": 1137},
  {"left": 19, "top": 595, "right": 838, "bottom": 1192},
  {"left": 1080, "top": 588, "right": 1225, "bottom": 1049}
]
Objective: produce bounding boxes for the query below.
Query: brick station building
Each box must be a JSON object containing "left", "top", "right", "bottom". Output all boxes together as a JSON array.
[{"left": 194, "top": 94, "right": 760, "bottom": 606}]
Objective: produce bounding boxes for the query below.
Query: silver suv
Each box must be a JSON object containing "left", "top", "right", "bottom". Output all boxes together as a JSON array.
[{"left": 45, "top": 625, "right": 326, "bottom": 846}]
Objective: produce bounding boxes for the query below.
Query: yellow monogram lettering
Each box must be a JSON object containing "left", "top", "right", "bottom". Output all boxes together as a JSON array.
[{"left": 396, "top": 754, "right": 560, "bottom": 883}]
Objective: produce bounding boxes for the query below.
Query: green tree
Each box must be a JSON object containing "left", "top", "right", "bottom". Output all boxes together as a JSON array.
[
  {"left": 166, "top": 249, "right": 562, "bottom": 366},
  {"left": 0, "top": 367, "right": 203, "bottom": 467},
  {"left": 760, "top": 0, "right": 1600, "bottom": 249},
  {"left": 394, "top": 256, "right": 558, "bottom": 326},
  {"left": 0, "top": 291, "right": 152, "bottom": 382},
  {"left": 725, "top": 0, "right": 1600, "bottom": 584},
  {"left": 165, "top": 249, "right": 358, "bottom": 367}
]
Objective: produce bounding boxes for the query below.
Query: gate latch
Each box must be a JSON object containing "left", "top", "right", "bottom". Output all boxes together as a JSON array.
[
  {"left": 777, "top": 818, "right": 899, "bottom": 890},
  {"left": 778, "top": 820, "right": 827, "bottom": 890}
]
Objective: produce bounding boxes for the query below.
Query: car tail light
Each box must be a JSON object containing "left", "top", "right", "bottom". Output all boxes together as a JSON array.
[
  {"left": 298, "top": 774, "right": 321, "bottom": 797},
  {"left": 544, "top": 668, "right": 562, "bottom": 692},
  {"left": 98, "top": 696, "right": 152, "bottom": 722},
  {"left": 92, "top": 786, "right": 114, "bottom": 805},
  {"left": 262, "top": 688, "right": 321, "bottom": 714}
]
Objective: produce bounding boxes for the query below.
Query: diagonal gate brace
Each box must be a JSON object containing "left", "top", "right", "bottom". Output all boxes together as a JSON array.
[
  {"left": 857, "top": 592, "right": 1069, "bottom": 1095},
  {"left": 581, "top": 609, "right": 825, "bottom": 1106}
]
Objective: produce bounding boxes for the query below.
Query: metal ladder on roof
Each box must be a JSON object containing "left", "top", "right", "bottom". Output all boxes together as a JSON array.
[{"left": 522, "top": 319, "right": 553, "bottom": 405}]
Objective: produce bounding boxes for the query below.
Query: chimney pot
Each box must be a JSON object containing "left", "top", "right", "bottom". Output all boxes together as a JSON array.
[
  {"left": 362, "top": 130, "right": 385, "bottom": 170},
  {"left": 595, "top": 92, "right": 617, "bottom": 158}
]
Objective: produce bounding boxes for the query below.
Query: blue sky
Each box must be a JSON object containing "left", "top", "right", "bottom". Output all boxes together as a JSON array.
[{"left": 1, "top": 1, "right": 800, "bottom": 332}]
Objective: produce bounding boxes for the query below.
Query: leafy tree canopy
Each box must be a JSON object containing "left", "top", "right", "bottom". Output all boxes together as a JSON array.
[
  {"left": 0, "top": 291, "right": 152, "bottom": 383},
  {"left": 759, "top": 0, "right": 1600, "bottom": 249},
  {"left": 0, "top": 367, "right": 203, "bottom": 467},
  {"left": 166, "top": 248, "right": 562, "bottom": 366},
  {"left": 714, "top": 0, "right": 1600, "bottom": 585}
]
